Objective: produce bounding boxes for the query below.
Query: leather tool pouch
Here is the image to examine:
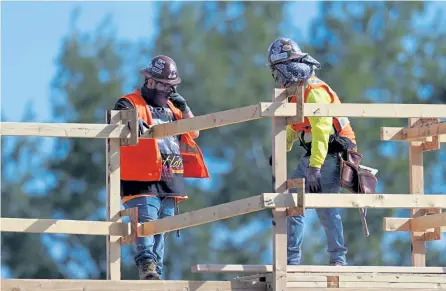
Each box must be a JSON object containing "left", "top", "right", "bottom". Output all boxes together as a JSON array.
[{"left": 339, "top": 150, "right": 378, "bottom": 194}]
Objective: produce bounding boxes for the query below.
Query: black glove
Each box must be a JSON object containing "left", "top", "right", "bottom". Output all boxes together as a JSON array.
[
  {"left": 269, "top": 155, "right": 272, "bottom": 167},
  {"left": 169, "top": 88, "right": 191, "bottom": 113},
  {"left": 138, "top": 118, "right": 150, "bottom": 136}
]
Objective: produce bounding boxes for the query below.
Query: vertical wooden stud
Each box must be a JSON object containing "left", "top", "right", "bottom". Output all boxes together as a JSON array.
[
  {"left": 106, "top": 110, "right": 123, "bottom": 279},
  {"left": 408, "top": 118, "right": 426, "bottom": 267},
  {"left": 271, "top": 88, "right": 290, "bottom": 291}
]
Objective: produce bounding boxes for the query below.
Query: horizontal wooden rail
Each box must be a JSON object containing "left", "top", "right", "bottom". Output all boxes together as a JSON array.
[
  {"left": 139, "top": 195, "right": 268, "bottom": 236},
  {"left": 1, "top": 279, "right": 265, "bottom": 291},
  {"left": 304, "top": 103, "right": 446, "bottom": 118},
  {"left": 0, "top": 218, "right": 130, "bottom": 236},
  {"left": 383, "top": 216, "right": 446, "bottom": 232},
  {"left": 141, "top": 102, "right": 297, "bottom": 139},
  {"left": 262, "top": 193, "right": 446, "bottom": 209},
  {"left": 381, "top": 123, "right": 446, "bottom": 141},
  {"left": 192, "top": 264, "right": 446, "bottom": 274},
  {"left": 0, "top": 122, "right": 131, "bottom": 138}
]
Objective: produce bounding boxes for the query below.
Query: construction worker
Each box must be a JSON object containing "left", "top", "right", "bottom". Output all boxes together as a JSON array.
[
  {"left": 114, "top": 55, "right": 209, "bottom": 280},
  {"left": 267, "top": 38, "right": 357, "bottom": 266}
]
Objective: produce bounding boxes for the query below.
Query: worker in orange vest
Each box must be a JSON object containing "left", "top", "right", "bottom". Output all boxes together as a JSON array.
[
  {"left": 267, "top": 38, "right": 357, "bottom": 266},
  {"left": 114, "top": 55, "right": 209, "bottom": 280}
]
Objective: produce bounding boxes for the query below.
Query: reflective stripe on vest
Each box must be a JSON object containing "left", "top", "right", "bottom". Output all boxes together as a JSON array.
[
  {"left": 119, "top": 89, "right": 210, "bottom": 181},
  {"left": 290, "top": 77, "right": 356, "bottom": 144}
]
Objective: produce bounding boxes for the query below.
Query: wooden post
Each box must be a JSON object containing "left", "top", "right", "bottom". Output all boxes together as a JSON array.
[
  {"left": 106, "top": 110, "right": 123, "bottom": 279},
  {"left": 408, "top": 118, "right": 425, "bottom": 267},
  {"left": 271, "top": 87, "right": 291, "bottom": 291}
]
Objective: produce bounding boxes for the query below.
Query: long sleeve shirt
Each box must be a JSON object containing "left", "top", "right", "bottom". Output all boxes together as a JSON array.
[{"left": 286, "top": 87, "right": 333, "bottom": 168}]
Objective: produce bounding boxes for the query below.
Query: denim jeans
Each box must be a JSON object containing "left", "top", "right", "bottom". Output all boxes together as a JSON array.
[
  {"left": 287, "top": 153, "right": 348, "bottom": 265},
  {"left": 123, "top": 196, "right": 175, "bottom": 275}
]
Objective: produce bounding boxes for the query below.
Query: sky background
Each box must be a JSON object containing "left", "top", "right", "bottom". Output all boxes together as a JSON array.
[
  {"left": 1, "top": 0, "right": 445, "bottom": 279},
  {"left": 1, "top": 1, "right": 319, "bottom": 122}
]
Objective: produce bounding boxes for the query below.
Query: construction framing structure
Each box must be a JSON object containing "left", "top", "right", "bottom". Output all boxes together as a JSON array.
[{"left": 1, "top": 83, "right": 445, "bottom": 290}]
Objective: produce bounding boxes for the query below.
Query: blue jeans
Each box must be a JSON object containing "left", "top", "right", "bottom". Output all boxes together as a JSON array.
[
  {"left": 287, "top": 154, "right": 348, "bottom": 265},
  {"left": 123, "top": 196, "right": 175, "bottom": 275}
]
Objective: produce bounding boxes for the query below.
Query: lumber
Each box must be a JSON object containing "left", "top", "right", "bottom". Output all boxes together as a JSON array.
[
  {"left": 410, "top": 213, "right": 446, "bottom": 231},
  {"left": 0, "top": 218, "right": 130, "bottom": 236},
  {"left": 271, "top": 87, "right": 289, "bottom": 291},
  {"left": 260, "top": 273, "right": 446, "bottom": 283},
  {"left": 409, "top": 118, "right": 426, "bottom": 267},
  {"left": 0, "top": 122, "right": 131, "bottom": 138},
  {"left": 192, "top": 264, "right": 446, "bottom": 274},
  {"left": 262, "top": 193, "right": 446, "bottom": 209},
  {"left": 140, "top": 195, "right": 265, "bottom": 236},
  {"left": 285, "top": 84, "right": 304, "bottom": 125},
  {"left": 0, "top": 279, "right": 265, "bottom": 291},
  {"left": 105, "top": 110, "right": 122, "bottom": 279},
  {"left": 304, "top": 103, "right": 446, "bottom": 118},
  {"left": 383, "top": 217, "right": 446, "bottom": 232},
  {"left": 381, "top": 122, "right": 446, "bottom": 141},
  {"left": 141, "top": 102, "right": 296, "bottom": 139},
  {"left": 119, "top": 207, "right": 138, "bottom": 244}
]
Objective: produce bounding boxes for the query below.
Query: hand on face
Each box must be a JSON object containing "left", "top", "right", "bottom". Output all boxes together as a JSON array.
[{"left": 145, "top": 79, "right": 173, "bottom": 106}]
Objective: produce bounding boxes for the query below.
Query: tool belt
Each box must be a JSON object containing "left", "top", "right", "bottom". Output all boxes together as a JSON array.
[{"left": 299, "top": 132, "right": 378, "bottom": 194}]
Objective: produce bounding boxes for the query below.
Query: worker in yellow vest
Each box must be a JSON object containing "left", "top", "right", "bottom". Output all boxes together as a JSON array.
[
  {"left": 267, "top": 38, "right": 357, "bottom": 266},
  {"left": 114, "top": 55, "right": 209, "bottom": 280}
]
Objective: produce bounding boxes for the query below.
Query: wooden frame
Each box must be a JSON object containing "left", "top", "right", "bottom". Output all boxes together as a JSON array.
[
  {"left": 191, "top": 264, "right": 446, "bottom": 274},
  {"left": 380, "top": 118, "right": 445, "bottom": 267},
  {"left": 1, "top": 87, "right": 445, "bottom": 290}
]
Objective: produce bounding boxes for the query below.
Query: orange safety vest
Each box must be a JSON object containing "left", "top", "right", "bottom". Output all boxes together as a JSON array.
[
  {"left": 119, "top": 89, "right": 210, "bottom": 181},
  {"left": 289, "top": 76, "right": 356, "bottom": 144}
]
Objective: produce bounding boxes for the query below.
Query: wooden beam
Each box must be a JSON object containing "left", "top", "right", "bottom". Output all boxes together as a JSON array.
[
  {"left": 383, "top": 212, "right": 446, "bottom": 231},
  {"left": 119, "top": 208, "right": 138, "bottom": 245},
  {"left": 383, "top": 217, "right": 446, "bottom": 232},
  {"left": 410, "top": 212, "right": 446, "bottom": 231},
  {"left": 192, "top": 264, "right": 446, "bottom": 274},
  {"left": 262, "top": 193, "right": 446, "bottom": 209},
  {"left": 140, "top": 195, "right": 265, "bottom": 236},
  {"left": 271, "top": 87, "right": 289, "bottom": 291},
  {"left": 1, "top": 280, "right": 265, "bottom": 291},
  {"left": 285, "top": 84, "right": 304, "bottom": 125},
  {"left": 304, "top": 103, "right": 446, "bottom": 118},
  {"left": 141, "top": 102, "right": 296, "bottom": 139},
  {"left": 408, "top": 118, "right": 426, "bottom": 267},
  {"left": 105, "top": 110, "right": 122, "bottom": 280},
  {"left": 0, "top": 218, "right": 129, "bottom": 236},
  {"left": 381, "top": 123, "right": 446, "bottom": 141},
  {"left": 0, "top": 122, "right": 130, "bottom": 138}
]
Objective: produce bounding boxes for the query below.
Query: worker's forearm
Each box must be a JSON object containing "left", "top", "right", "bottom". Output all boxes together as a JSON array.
[
  {"left": 308, "top": 116, "right": 332, "bottom": 168},
  {"left": 182, "top": 110, "right": 199, "bottom": 138}
]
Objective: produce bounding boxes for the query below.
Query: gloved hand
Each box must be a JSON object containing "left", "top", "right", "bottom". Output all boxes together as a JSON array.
[
  {"left": 307, "top": 166, "right": 321, "bottom": 193},
  {"left": 169, "top": 88, "right": 191, "bottom": 114},
  {"left": 138, "top": 118, "right": 150, "bottom": 136}
]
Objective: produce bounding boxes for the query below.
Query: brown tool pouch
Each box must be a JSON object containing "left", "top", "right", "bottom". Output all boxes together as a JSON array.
[{"left": 338, "top": 150, "right": 378, "bottom": 194}]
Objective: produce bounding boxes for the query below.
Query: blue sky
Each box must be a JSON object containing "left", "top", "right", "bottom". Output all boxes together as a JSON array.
[{"left": 1, "top": 1, "right": 318, "bottom": 122}]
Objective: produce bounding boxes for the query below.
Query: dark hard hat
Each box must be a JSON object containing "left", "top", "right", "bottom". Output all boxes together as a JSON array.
[
  {"left": 267, "top": 38, "right": 308, "bottom": 67},
  {"left": 140, "top": 55, "right": 181, "bottom": 85}
]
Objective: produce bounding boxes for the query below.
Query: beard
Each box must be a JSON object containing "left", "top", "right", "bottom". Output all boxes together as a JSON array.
[{"left": 141, "top": 85, "right": 170, "bottom": 107}]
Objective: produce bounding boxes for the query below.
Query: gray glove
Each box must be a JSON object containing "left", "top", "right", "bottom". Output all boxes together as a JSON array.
[
  {"left": 169, "top": 88, "right": 191, "bottom": 114},
  {"left": 307, "top": 166, "right": 321, "bottom": 193},
  {"left": 138, "top": 118, "right": 150, "bottom": 136}
]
